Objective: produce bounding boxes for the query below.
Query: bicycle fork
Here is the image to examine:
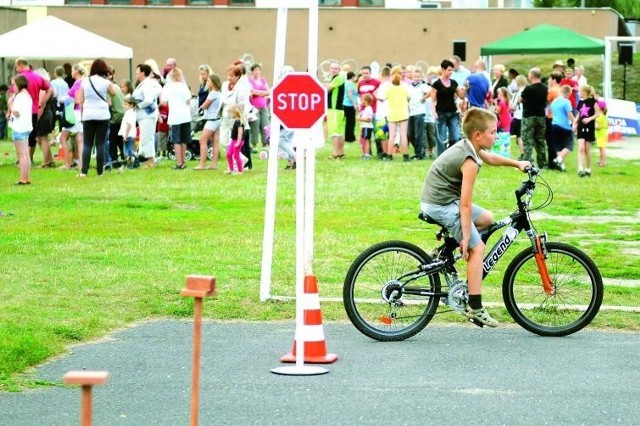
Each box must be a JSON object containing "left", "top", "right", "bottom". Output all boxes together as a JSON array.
[{"left": 528, "top": 230, "right": 555, "bottom": 295}]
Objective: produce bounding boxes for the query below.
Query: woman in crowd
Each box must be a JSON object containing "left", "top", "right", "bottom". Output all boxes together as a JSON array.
[
  {"left": 161, "top": 67, "right": 192, "bottom": 170},
  {"left": 430, "top": 59, "right": 465, "bottom": 156},
  {"left": 220, "top": 64, "right": 248, "bottom": 151},
  {"left": 384, "top": 65, "right": 410, "bottom": 162},
  {"left": 75, "top": 59, "right": 115, "bottom": 177},
  {"left": 195, "top": 73, "right": 222, "bottom": 170},
  {"left": 132, "top": 63, "right": 160, "bottom": 168},
  {"left": 490, "top": 64, "right": 509, "bottom": 101},
  {"left": 343, "top": 71, "right": 359, "bottom": 144},
  {"left": 8, "top": 75, "right": 32, "bottom": 185},
  {"left": 61, "top": 63, "right": 85, "bottom": 170},
  {"left": 247, "top": 63, "right": 270, "bottom": 148}
]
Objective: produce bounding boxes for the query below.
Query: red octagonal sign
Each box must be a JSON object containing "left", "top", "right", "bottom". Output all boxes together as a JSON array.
[{"left": 271, "top": 72, "right": 327, "bottom": 130}]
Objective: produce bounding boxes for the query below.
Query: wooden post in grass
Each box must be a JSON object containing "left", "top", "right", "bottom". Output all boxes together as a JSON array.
[
  {"left": 180, "top": 275, "right": 216, "bottom": 426},
  {"left": 63, "top": 370, "right": 109, "bottom": 426}
]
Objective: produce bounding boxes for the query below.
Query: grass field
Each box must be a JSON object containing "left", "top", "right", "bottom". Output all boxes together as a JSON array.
[
  {"left": 1, "top": 53, "right": 639, "bottom": 391},
  {"left": 1, "top": 133, "right": 639, "bottom": 391}
]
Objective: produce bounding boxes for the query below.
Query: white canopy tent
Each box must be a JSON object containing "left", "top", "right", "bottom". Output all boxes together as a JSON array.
[{"left": 0, "top": 15, "right": 133, "bottom": 82}]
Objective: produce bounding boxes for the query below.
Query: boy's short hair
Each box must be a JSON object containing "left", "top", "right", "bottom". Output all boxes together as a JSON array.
[
  {"left": 462, "top": 107, "right": 497, "bottom": 139},
  {"left": 361, "top": 93, "right": 373, "bottom": 104},
  {"left": 560, "top": 84, "right": 572, "bottom": 97}
]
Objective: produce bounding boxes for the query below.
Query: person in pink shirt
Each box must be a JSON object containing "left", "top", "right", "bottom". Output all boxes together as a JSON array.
[
  {"left": 247, "top": 64, "right": 270, "bottom": 149},
  {"left": 495, "top": 87, "right": 512, "bottom": 134},
  {"left": 14, "top": 57, "right": 53, "bottom": 164}
]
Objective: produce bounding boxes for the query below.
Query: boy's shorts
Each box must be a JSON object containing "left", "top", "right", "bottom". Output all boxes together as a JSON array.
[{"left": 419, "top": 201, "right": 487, "bottom": 249}]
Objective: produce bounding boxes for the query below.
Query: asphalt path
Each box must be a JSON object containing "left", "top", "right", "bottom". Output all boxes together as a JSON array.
[{"left": 1, "top": 321, "right": 638, "bottom": 425}]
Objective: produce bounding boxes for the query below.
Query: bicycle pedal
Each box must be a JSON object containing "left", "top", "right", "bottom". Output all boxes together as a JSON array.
[{"left": 469, "top": 318, "right": 484, "bottom": 328}]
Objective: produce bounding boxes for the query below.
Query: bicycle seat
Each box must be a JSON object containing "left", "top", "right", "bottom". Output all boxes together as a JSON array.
[{"left": 418, "top": 212, "right": 447, "bottom": 229}]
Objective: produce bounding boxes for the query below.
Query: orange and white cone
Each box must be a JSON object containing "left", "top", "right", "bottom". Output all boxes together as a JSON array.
[{"left": 280, "top": 275, "right": 338, "bottom": 364}]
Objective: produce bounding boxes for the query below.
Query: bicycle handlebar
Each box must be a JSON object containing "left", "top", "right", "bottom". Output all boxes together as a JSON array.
[{"left": 515, "top": 167, "right": 540, "bottom": 202}]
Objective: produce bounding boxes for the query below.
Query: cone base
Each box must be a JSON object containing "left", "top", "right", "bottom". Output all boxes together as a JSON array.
[
  {"left": 271, "top": 365, "right": 329, "bottom": 376},
  {"left": 280, "top": 352, "right": 338, "bottom": 364}
]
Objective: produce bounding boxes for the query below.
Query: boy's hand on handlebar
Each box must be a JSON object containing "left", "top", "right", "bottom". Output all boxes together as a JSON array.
[{"left": 517, "top": 160, "right": 532, "bottom": 173}]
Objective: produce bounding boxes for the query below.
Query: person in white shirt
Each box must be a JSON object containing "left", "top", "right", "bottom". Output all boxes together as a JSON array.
[
  {"left": 161, "top": 67, "right": 192, "bottom": 169},
  {"left": 8, "top": 75, "right": 33, "bottom": 185}
]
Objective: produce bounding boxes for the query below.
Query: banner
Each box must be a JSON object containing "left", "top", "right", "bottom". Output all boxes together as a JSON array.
[{"left": 605, "top": 98, "right": 640, "bottom": 136}]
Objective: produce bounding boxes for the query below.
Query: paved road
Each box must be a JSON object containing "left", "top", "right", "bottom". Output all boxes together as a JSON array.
[{"left": 1, "top": 321, "right": 638, "bottom": 425}]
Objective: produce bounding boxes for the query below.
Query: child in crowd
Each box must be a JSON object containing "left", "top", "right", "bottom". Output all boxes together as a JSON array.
[
  {"left": 226, "top": 104, "right": 247, "bottom": 174},
  {"left": 495, "top": 87, "right": 512, "bottom": 134},
  {"left": 358, "top": 93, "right": 374, "bottom": 159},
  {"left": 420, "top": 107, "right": 530, "bottom": 327},
  {"left": 549, "top": 85, "right": 576, "bottom": 172},
  {"left": 8, "top": 75, "right": 32, "bottom": 185},
  {"left": 119, "top": 79, "right": 133, "bottom": 97},
  {"left": 594, "top": 98, "right": 608, "bottom": 167},
  {"left": 119, "top": 95, "right": 138, "bottom": 168},
  {"left": 156, "top": 102, "right": 169, "bottom": 160},
  {"left": 574, "top": 84, "right": 601, "bottom": 177}
]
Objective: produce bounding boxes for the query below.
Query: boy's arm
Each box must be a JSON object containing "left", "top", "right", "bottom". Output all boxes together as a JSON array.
[
  {"left": 479, "top": 150, "right": 530, "bottom": 171},
  {"left": 459, "top": 159, "right": 478, "bottom": 261}
]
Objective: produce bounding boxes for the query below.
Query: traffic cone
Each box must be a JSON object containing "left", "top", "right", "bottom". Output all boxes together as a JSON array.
[{"left": 280, "top": 275, "right": 338, "bottom": 364}]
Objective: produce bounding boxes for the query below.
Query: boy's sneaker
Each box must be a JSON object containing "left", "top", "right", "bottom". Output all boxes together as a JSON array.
[{"left": 464, "top": 306, "right": 499, "bottom": 328}]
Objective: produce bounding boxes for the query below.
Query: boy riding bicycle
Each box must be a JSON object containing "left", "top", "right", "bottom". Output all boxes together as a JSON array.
[{"left": 420, "top": 107, "right": 530, "bottom": 327}]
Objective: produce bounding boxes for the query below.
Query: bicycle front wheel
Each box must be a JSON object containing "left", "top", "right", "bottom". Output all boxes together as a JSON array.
[
  {"left": 343, "top": 241, "right": 441, "bottom": 341},
  {"left": 503, "top": 242, "right": 603, "bottom": 336}
]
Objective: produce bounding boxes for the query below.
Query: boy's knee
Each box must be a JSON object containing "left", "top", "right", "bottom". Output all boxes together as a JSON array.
[{"left": 476, "top": 211, "right": 494, "bottom": 229}]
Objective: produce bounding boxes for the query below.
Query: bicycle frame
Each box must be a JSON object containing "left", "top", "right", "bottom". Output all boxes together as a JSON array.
[{"left": 402, "top": 168, "right": 555, "bottom": 297}]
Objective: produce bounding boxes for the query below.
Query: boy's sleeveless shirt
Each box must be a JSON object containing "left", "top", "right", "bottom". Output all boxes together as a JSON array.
[{"left": 421, "top": 140, "right": 480, "bottom": 206}]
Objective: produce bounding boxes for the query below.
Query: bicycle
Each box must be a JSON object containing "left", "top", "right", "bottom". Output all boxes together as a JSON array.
[{"left": 343, "top": 167, "right": 603, "bottom": 340}]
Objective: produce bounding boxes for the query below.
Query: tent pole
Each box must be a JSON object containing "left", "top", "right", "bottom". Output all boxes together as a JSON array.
[
  {"left": 129, "top": 58, "right": 133, "bottom": 82},
  {"left": 1, "top": 58, "right": 5, "bottom": 84}
]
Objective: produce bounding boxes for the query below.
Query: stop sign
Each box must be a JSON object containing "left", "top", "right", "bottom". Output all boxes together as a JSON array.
[{"left": 271, "top": 72, "right": 327, "bottom": 130}]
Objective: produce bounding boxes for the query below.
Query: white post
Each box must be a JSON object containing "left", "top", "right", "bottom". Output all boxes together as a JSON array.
[
  {"left": 604, "top": 37, "right": 612, "bottom": 100},
  {"left": 294, "top": 142, "right": 306, "bottom": 368},
  {"left": 304, "top": 0, "right": 319, "bottom": 274},
  {"left": 260, "top": 6, "right": 288, "bottom": 301}
]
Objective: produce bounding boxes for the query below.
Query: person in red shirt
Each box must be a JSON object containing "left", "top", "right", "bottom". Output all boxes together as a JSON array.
[
  {"left": 560, "top": 68, "right": 579, "bottom": 111},
  {"left": 357, "top": 66, "right": 382, "bottom": 157},
  {"left": 14, "top": 57, "right": 53, "bottom": 164}
]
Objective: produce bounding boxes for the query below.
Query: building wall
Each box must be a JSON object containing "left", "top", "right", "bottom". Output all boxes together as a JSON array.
[
  {"left": 0, "top": 7, "right": 27, "bottom": 33},
  {"left": 44, "top": 6, "right": 618, "bottom": 86}
]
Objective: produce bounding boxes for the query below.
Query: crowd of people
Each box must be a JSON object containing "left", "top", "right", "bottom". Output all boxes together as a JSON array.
[
  {"left": 2, "top": 54, "right": 609, "bottom": 185},
  {"left": 325, "top": 55, "right": 608, "bottom": 176},
  {"left": 2, "top": 56, "right": 273, "bottom": 184}
]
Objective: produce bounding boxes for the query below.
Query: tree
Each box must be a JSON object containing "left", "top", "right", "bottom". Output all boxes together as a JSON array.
[{"left": 533, "top": 0, "right": 640, "bottom": 19}]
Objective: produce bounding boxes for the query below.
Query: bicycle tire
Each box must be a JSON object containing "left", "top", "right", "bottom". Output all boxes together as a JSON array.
[
  {"left": 503, "top": 242, "right": 603, "bottom": 336},
  {"left": 343, "top": 240, "right": 440, "bottom": 341}
]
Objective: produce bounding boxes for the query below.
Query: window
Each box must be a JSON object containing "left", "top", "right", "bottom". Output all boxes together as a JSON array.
[
  {"left": 230, "top": 0, "right": 254, "bottom": 4},
  {"left": 359, "top": 0, "right": 384, "bottom": 5},
  {"left": 320, "top": 0, "right": 341, "bottom": 5},
  {"left": 148, "top": 0, "right": 172, "bottom": 4}
]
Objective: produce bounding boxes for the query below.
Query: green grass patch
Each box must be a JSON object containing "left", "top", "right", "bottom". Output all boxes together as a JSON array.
[{"left": 1, "top": 131, "right": 640, "bottom": 391}]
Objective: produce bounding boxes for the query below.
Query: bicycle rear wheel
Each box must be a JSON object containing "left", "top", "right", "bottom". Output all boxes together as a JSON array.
[
  {"left": 503, "top": 242, "right": 603, "bottom": 336},
  {"left": 343, "top": 241, "right": 440, "bottom": 341}
]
